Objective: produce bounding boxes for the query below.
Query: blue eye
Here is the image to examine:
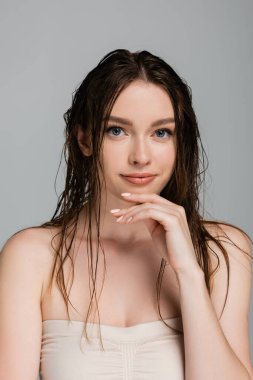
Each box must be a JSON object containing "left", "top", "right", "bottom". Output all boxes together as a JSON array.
[
  {"left": 155, "top": 129, "right": 173, "bottom": 138},
  {"left": 105, "top": 126, "right": 124, "bottom": 136},
  {"left": 105, "top": 126, "right": 173, "bottom": 138}
]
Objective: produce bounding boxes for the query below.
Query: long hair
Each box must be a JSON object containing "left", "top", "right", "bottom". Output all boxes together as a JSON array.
[{"left": 39, "top": 48, "right": 252, "bottom": 350}]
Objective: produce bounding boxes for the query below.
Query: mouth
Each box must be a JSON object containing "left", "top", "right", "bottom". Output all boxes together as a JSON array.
[{"left": 120, "top": 174, "right": 157, "bottom": 185}]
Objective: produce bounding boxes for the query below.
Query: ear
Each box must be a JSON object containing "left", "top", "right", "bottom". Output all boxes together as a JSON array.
[{"left": 75, "top": 124, "right": 92, "bottom": 157}]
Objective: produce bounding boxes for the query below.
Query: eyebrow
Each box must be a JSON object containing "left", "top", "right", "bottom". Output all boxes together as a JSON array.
[{"left": 105, "top": 115, "right": 175, "bottom": 127}]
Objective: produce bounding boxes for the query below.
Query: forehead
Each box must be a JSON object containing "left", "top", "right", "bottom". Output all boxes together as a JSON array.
[{"left": 110, "top": 80, "right": 174, "bottom": 118}]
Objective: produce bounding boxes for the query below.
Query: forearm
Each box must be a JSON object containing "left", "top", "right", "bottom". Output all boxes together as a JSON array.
[{"left": 176, "top": 268, "right": 251, "bottom": 380}]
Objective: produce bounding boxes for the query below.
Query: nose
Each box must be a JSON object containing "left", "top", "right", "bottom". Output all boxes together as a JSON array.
[{"left": 129, "top": 137, "right": 151, "bottom": 166}]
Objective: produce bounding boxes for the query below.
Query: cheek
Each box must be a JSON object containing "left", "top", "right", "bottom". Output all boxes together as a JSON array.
[
  {"left": 156, "top": 145, "right": 176, "bottom": 166},
  {"left": 102, "top": 140, "right": 125, "bottom": 160},
  {"left": 100, "top": 145, "right": 121, "bottom": 176}
]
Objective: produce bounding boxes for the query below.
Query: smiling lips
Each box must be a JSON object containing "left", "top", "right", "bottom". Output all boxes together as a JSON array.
[{"left": 121, "top": 173, "right": 157, "bottom": 185}]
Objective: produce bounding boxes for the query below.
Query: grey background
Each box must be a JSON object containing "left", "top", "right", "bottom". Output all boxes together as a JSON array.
[{"left": 0, "top": 0, "right": 252, "bottom": 374}]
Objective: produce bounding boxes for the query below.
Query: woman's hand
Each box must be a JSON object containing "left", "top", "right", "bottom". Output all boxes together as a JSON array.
[{"left": 110, "top": 192, "right": 203, "bottom": 277}]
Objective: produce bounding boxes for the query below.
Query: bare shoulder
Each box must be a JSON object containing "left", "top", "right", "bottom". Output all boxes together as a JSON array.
[
  {"left": 202, "top": 223, "right": 253, "bottom": 378},
  {"left": 0, "top": 226, "right": 59, "bottom": 298},
  {"left": 1, "top": 226, "right": 57, "bottom": 262},
  {"left": 203, "top": 221, "right": 252, "bottom": 268},
  {"left": 0, "top": 226, "right": 60, "bottom": 378},
  {"left": 202, "top": 221, "right": 252, "bottom": 316}
]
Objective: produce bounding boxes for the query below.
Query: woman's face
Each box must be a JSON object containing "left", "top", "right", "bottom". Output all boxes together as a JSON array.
[{"left": 100, "top": 80, "right": 177, "bottom": 200}]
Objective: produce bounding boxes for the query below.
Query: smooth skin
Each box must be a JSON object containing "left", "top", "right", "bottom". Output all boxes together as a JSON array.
[
  {"left": 0, "top": 80, "right": 252, "bottom": 379},
  {"left": 77, "top": 79, "right": 178, "bottom": 245},
  {"left": 110, "top": 192, "right": 201, "bottom": 276},
  {"left": 77, "top": 79, "right": 253, "bottom": 378}
]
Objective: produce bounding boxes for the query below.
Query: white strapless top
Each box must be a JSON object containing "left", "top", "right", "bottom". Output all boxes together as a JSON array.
[{"left": 39, "top": 316, "right": 185, "bottom": 380}]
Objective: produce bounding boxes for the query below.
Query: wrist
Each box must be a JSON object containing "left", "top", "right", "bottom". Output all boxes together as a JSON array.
[{"left": 176, "top": 265, "right": 205, "bottom": 289}]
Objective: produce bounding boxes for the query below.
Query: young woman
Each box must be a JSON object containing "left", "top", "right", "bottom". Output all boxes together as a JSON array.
[{"left": 0, "top": 49, "right": 252, "bottom": 380}]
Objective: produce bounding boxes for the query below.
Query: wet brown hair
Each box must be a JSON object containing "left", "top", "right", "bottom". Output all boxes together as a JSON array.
[{"left": 38, "top": 48, "right": 252, "bottom": 350}]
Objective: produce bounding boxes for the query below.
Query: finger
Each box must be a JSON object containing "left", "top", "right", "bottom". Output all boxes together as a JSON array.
[
  {"left": 119, "top": 195, "right": 185, "bottom": 221},
  {"left": 111, "top": 203, "right": 182, "bottom": 224},
  {"left": 121, "top": 193, "right": 182, "bottom": 212},
  {"left": 110, "top": 204, "right": 140, "bottom": 216},
  {"left": 115, "top": 205, "right": 178, "bottom": 226}
]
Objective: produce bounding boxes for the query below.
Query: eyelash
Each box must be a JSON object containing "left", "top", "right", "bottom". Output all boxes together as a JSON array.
[{"left": 105, "top": 125, "right": 174, "bottom": 138}]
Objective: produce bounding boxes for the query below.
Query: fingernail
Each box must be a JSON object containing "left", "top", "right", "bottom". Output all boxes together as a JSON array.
[
  {"left": 116, "top": 216, "right": 124, "bottom": 222},
  {"left": 110, "top": 209, "right": 121, "bottom": 213},
  {"left": 121, "top": 193, "right": 131, "bottom": 196}
]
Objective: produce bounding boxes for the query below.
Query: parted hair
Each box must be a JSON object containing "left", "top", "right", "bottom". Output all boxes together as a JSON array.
[{"left": 38, "top": 49, "right": 252, "bottom": 350}]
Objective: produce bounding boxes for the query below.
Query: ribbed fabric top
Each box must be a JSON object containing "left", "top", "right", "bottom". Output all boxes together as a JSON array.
[{"left": 39, "top": 316, "right": 185, "bottom": 380}]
